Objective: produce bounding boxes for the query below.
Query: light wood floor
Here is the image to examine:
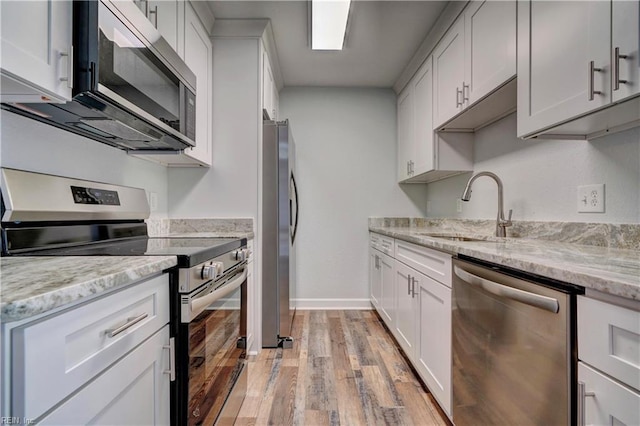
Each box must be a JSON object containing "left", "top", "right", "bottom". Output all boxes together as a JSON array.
[{"left": 236, "top": 310, "right": 449, "bottom": 426}]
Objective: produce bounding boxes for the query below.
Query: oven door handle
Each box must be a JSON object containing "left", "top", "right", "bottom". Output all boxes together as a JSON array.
[
  {"left": 190, "top": 269, "right": 247, "bottom": 318},
  {"left": 454, "top": 266, "right": 559, "bottom": 313}
]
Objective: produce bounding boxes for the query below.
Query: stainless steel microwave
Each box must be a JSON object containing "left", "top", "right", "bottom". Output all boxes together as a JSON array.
[{"left": 2, "top": 0, "right": 196, "bottom": 152}]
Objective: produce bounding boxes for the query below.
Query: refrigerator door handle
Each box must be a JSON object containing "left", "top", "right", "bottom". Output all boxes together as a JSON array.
[{"left": 290, "top": 171, "right": 299, "bottom": 245}]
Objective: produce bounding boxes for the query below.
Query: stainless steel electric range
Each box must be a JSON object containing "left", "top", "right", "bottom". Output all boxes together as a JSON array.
[{"left": 1, "top": 168, "right": 248, "bottom": 426}]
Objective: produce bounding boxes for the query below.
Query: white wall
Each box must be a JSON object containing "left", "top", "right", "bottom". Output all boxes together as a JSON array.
[
  {"left": 425, "top": 113, "right": 640, "bottom": 223},
  {"left": 0, "top": 111, "right": 169, "bottom": 216},
  {"left": 167, "top": 38, "right": 260, "bottom": 219},
  {"left": 280, "top": 87, "right": 427, "bottom": 307}
]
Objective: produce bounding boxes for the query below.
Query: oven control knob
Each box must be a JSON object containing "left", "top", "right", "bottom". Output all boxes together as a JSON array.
[
  {"left": 201, "top": 262, "right": 223, "bottom": 280},
  {"left": 232, "top": 249, "right": 247, "bottom": 262}
]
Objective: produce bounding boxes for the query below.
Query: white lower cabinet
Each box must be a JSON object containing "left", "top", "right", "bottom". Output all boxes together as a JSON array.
[
  {"left": 415, "top": 273, "right": 451, "bottom": 416},
  {"left": 379, "top": 252, "right": 396, "bottom": 327},
  {"left": 370, "top": 247, "right": 382, "bottom": 309},
  {"left": 577, "top": 294, "right": 640, "bottom": 426},
  {"left": 40, "top": 326, "right": 171, "bottom": 425},
  {"left": 6, "top": 274, "right": 172, "bottom": 423},
  {"left": 394, "top": 261, "right": 417, "bottom": 357},
  {"left": 578, "top": 362, "right": 640, "bottom": 426},
  {"left": 368, "top": 232, "right": 452, "bottom": 418}
]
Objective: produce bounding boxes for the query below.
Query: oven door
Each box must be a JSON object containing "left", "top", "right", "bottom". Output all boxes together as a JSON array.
[{"left": 177, "top": 268, "right": 247, "bottom": 426}]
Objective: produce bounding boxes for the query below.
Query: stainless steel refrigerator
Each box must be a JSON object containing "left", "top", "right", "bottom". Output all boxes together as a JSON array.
[{"left": 262, "top": 117, "right": 299, "bottom": 348}]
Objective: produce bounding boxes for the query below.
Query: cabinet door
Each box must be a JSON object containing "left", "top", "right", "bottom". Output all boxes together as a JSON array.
[
  {"left": 394, "top": 262, "right": 417, "bottom": 358},
  {"left": 397, "top": 87, "right": 414, "bottom": 182},
  {"left": 263, "top": 51, "right": 275, "bottom": 119},
  {"left": 464, "top": 0, "right": 516, "bottom": 106},
  {"left": 579, "top": 362, "right": 640, "bottom": 426},
  {"left": 183, "top": 3, "right": 212, "bottom": 166},
  {"left": 433, "top": 16, "right": 465, "bottom": 127},
  {"left": 379, "top": 252, "right": 395, "bottom": 327},
  {"left": 0, "top": 0, "right": 72, "bottom": 102},
  {"left": 148, "top": 0, "right": 181, "bottom": 53},
  {"left": 517, "top": 0, "right": 610, "bottom": 137},
  {"left": 612, "top": 0, "right": 640, "bottom": 103},
  {"left": 370, "top": 249, "right": 382, "bottom": 309},
  {"left": 416, "top": 273, "right": 452, "bottom": 416},
  {"left": 412, "top": 57, "right": 434, "bottom": 176},
  {"left": 39, "top": 327, "right": 171, "bottom": 425}
]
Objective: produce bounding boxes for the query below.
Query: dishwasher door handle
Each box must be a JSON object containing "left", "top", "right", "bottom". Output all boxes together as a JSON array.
[{"left": 454, "top": 266, "right": 560, "bottom": 313}]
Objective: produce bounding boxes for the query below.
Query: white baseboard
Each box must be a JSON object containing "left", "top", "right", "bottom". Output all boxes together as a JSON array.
[{"left": 293, "top": 298, "right": 373, "bottom": 310}]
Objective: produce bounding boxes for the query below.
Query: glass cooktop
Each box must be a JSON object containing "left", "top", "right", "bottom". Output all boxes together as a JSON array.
[{"left": 16, "top": 237, "right": 246, "bottom": 268}]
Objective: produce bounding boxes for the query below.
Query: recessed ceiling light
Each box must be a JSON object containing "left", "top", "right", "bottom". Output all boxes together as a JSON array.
[{"left": 311, "top": 0, "right": 351, "bottom": 50}]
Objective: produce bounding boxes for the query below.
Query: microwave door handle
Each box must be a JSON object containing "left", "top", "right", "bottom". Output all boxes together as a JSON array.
[
  {"left": 190, "top": 269, "right": 247, "bottom": 318},
  {"left": 453, "top": 266, "right": 559, "bottom": 313},
  {"left": 290, "top": 171, "right": 299, "bottom": 244}
]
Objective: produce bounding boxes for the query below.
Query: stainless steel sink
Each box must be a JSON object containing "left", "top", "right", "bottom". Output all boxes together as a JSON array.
[{"left": 416, "top": 233, "right": 492, "bottom": 242}]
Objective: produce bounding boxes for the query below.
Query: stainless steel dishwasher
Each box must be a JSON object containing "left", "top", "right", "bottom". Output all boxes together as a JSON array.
[{"left": 452, "top": 256, "right": 582, "bottom": 426}]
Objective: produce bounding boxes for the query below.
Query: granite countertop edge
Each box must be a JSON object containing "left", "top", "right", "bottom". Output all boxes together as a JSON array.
[
  {"left": 1, "top": 256, "right": 178, "bottom": 323},
  {"left": 369, "top": 226, "right": 640, "bottom": 301},
  {"left": 166, "top": 231, "right": 255, "bottom": 239}
]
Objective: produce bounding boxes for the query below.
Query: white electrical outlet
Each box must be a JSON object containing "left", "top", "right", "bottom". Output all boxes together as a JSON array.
[
  {"left": 577, "top": 184, "right": 605, "bottom": 213},
  {"left": 148, "top": 191, "right": 158, "bottom": 212},
  {"left": 456, "top": 199, "right": 463, "bottom": 213}
]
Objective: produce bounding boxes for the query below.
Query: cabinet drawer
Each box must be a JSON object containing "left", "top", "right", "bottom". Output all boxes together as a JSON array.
[
  {"left": 369, "top": 232, "right": 380, "bottom": 250},
  {"left": 578, "top": 296, "right": 640, "bottom": 391},
  {"left": 394, "top": 240, "right": 452, "bottom": 287},
  {"left": 12, "top": 274, "right": 170, "bottom": 420},
  {"left": 370, "top": 233, "right": 394, "bottom": 256},
  {"left": 579, "top": 362, "right": 640, "bottom": 426},
  {"left": 39, "top": 326, "right": 170, "bottom": 425}
]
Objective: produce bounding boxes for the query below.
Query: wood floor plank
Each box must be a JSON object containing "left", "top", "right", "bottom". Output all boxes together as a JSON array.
[
  {"left": 268, "top": 366, "right": 298, "bottom": 425},
  {"left": 237, "top": 310, "right": 450, "bottom": 426}
]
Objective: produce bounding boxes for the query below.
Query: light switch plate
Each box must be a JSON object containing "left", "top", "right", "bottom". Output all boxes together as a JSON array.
[{"left": 577, "top": 184, "right": 605, "bottom": 213}]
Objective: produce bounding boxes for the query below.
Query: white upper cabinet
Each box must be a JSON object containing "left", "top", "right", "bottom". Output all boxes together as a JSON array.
[
  {"left": 149, "top": 0, "right": 182, "bottom": 54},
  {"left": 182, "top": 2, "right": 212, "bottom": 166},
  {"left": 434, "top": 0, "right": 516, "bottom": 132},
  {"left": 397, "top": 56, "right": 473, "bottom": 184},
  {"left": 0, "top": 0, "right": 73, "bottom": 103},
  {"left": 397, "top": 86, "right": 415, "bottom": 182},
  {"left": 412, "top": 59, "right": 435, "bottom": 177},
  {"left": 433, "top": 17, "right": 465, "bottom": 127},
  {"left": 263, "top": 49, "right": 279, "bottom": 120},
  {"left": 464, "top": 0, "right": 516, "bottom": 106},
  {"left": 612, "top": 0, "right": 639, "bottom": 103},
  {"left": 517, "top": 0, "right": 640, "bottom": 139},
  {"left": 517, "top": 1, "right": 610, "bottom": 137}
]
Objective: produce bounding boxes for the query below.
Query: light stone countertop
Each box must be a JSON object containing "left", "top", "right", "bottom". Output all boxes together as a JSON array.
[
  {"left": 370, "top": 226, "right": 640, "bottom": 301},
  {"left": 167, "top": 231, "right": 254, "bottom": 239},
  {"left": 1, "top": 256, "right": 177, "bottom": 322}
]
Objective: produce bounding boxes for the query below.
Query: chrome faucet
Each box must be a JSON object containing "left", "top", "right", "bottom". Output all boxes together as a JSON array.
[{"left": 461, "top": 171, "right": 513, "bottom": 237}]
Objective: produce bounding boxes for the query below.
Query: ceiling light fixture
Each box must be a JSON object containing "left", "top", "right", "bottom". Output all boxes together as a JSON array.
[{"left": 311, "top": 0, "right": 351, "bottom": 50}]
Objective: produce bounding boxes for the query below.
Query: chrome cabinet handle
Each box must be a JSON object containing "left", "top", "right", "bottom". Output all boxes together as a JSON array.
[
  {"left": 455, "top": 87, "right": 462, "bottom": 108},
  {"left": 148, "top": 5, "right": 158, "bottom": 27},
  {"left": 588, "top": 61, "right": 603, "bottom": 101},
  {"left": 406, "top": 161, "right": 410, "bottom": 175},
  {"left": 106, "top": 313, "right": 149, "bottom": 338},
  {"left": 577, "top": 381, "right": 595, "bottom": 426},
  {"left": 613, "top": 47, "right": 629, "bottom": 91},
  {"left": 411, "top": 277, "right": 418, "bottom": 298},
  {"left": 407, "top": 274, "right": 412, "bottom": 295},
  {"left": 163, "top": 337, "right": 176, "bottom": 381},
  {"left": 59, "top": 46, "right": 73, "bottom": 89},
  {"left": 454, "top": 266, "right": 560, "bottom": 313},
  {"left": 462, "top": 82, "right": 469, "bottom": 104}
]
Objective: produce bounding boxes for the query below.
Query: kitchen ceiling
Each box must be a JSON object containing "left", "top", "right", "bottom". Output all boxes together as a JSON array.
[{"left": 208, "top": 1, "right": 449, "bottom": 88}]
